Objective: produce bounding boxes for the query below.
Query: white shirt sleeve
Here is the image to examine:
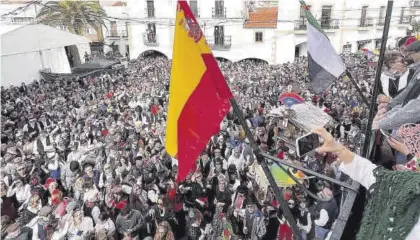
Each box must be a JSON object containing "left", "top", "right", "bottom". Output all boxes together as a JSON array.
[
  {"left": 315, "top": 209, "right": 329, "bottom": 227},
  {"left": 406, "top": 216, "right": 420, "bottom": 240},
  {"left": 339, "top": 154, "right": 377, "bottom": 189}
]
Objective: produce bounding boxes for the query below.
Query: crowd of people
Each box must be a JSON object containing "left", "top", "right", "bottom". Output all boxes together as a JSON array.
[{"left": 0, "top": 41, "right": 418, "bottom": 240}]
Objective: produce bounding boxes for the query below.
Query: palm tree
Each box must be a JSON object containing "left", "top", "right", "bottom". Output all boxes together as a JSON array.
[{"left": 36, "top": 0, "right": 107, "bottom": 40}]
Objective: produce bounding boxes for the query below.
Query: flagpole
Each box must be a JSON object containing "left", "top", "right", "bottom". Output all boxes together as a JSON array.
[
  {"left": 345, "top": 69, "right": 369, "bottom": 105},
  {"left": 362, "top": 0, "right": 393, "bottom": 157},
  {"left": 228, "top": 99, "right": 301, "bottom": 240}
]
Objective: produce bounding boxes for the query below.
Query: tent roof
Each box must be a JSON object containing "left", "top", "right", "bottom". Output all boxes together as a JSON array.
[{"left": 1, "top": 24, "right": 91, "bottom": 56}]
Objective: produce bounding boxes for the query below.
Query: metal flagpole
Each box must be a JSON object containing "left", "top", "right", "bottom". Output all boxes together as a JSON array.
[
  {"left": 362, "top": 0, "right": 394, "bottom": 157},
  {"left": 345, "top": 69, "right": 369, "bottom": 105},
  {"left": 228, "top": 99, "right": 301, "bottom": 240}
]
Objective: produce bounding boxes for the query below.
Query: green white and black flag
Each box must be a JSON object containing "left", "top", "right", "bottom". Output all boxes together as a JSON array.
[{"left": 300, "top": 0, "right": 346, "bottom": 94}]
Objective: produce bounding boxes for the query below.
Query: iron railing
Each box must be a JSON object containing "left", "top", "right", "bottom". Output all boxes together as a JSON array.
[
  {"left": 106, "top": 30, "right": 128, "bottom": 39},
  {"left": 205, "top": 35, "right": 231, "bottom": 50},
  {"left": 359, "top": 17, "right": 374, "bottom": 27},
  {"left": 319, "top": 18, "right": 340, "bottom": 29},
  {"left": 400, "top": 16, "right": 411, "bottom": 24},
  {"left": 143, "top": 32, "right": 158, "bottom": 46},
  {"left": 294, "top": 20, "right": 307, "bottom": 30}
]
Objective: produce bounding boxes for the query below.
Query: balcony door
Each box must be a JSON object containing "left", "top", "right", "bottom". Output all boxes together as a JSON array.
[
  {"left": 214, "top": 26, "right": 224, "bottom": 45},
  {"left": 321, "top": 6, "right": 332, "bottom": 28},
  {"left": 110, "top": 21, "right": 118, "bottom": 36},
  {"left": 147, "top": 23, "right": 156, "bottom": 42}
]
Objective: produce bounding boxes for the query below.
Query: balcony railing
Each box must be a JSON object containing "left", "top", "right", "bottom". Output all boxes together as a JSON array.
[
  {"left": 400, "top": 16, "right": 411, "bottom": 24},
  {"left": 319, "top": 18, "right": 339, "bottom": 29},
  {"left": 212, "top": 7, "right": 226, "bottom": 18},
  {"left": 359, "top": 18, "right": 374, "bottom": 27},
  {"left": 145, "top": 7, "right": 155, "bottom": 18},
  {"left": 206, "top": 35, "right": 231, "bottom": 50},
  {"left": 143, "top": 32, "right": 158, "bottom": 46},
  {"left": 294, "top": 20, "right": 307, "bottom": 30},
  {"left": 106, "top": 30, "right": 128, "bottom": 39}
]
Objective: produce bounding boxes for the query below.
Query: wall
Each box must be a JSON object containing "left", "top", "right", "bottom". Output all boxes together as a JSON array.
[
  {"left": 102, "top": 5, "right": 130, "bottom": 55},
  {"left": 128, "top": 0, "right": 410, "bottom": 63},
  {"left": 128, "top": 0, "right": 278, "bottom": 62}
]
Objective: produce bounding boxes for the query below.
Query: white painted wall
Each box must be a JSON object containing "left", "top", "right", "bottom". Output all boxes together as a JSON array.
[
  {"left": 102, "top": 6, "right": 130, "bottom": 55},
  {"left": 128, "top": 0, "right": 411, "bottom": 64},
  {"left": 0, "top": 3, "right": 38, "bottom": 25}
]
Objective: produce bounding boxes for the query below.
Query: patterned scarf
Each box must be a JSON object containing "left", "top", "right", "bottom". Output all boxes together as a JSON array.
[{"left": 357, "top": 167, "right": 420, "bottom": 239}]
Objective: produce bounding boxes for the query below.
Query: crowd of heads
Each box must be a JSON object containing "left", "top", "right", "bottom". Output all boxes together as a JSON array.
[{"left": 0, "top": 49, "right": 407, "bottom": 240}]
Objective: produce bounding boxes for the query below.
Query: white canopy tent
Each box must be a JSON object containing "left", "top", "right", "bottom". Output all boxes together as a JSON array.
[{"left": 1, "top": 24, "right": 91, "bottom": 87}]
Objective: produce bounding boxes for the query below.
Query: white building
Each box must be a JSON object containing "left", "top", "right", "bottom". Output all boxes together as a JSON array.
[
  {"left": 101, "top": 1, "right": 130, "bottom": 56},
  {"left": 127, "top": 0, "right": 412, "bottom": 64},
  {"left": 0, "top": 0, "right": 38, "bottom": 25}
]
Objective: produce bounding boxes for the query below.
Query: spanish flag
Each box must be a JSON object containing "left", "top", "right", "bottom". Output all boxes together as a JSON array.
[{"left": 166, "top": 1, "right": 233, "bottom": 182}]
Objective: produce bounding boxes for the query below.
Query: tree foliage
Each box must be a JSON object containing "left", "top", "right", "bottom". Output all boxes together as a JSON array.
[{"left": 36, "top": 0, "right": 107, "bottom": 38}]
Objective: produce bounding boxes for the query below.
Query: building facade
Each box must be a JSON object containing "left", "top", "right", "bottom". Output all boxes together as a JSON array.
[
  {"left": 101, "top": 1, "right": 130, "bottom": 56},
  {"left": 127, "top": 0, "right": 413, "bottom": 64},
  {"left": 0, "top": 0, "right": 130, "bottom": 55}
]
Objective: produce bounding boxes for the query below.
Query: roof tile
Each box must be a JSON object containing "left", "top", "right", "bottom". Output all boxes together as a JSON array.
[{"left": 244, "top": 7, "right": 278, "bottom": 29}]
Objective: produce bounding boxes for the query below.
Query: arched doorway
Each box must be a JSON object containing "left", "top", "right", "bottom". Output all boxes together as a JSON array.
[
  {"left": 295, "top": 42, "right": 307, "bottom": 58},
  {"left": 215, "top": 57, "right": 232, "bottom": 62},
  {"left": 139, "top": 50, "right": 168, "bottom": 59},
  {"left": 237, "top": 58, "right": 268, "bottom": 64}
]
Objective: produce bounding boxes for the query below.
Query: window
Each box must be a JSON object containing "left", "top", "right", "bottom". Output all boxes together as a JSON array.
[
  {"left": 296, "top": 5, "right": 310, "bottom": 30},
  {"left": 378, "top": 6, "right": 385, "bottom": 25},
  {"left": 400, "top": 7, "right": 411, "bottom": 24},
  {"left": 146, "top": 23, "right": 156, "bottom": 43},
  {"left": 214, "top": 0, "right": 224, "bottom": 18},
  {"left": 110, "top": 21, "right": 118, "bottom": 36},
  {"left": 147, "top": 0, "right": 155, "bottom": 18},
  {"left": 321, "top": 6, "right": 332, "bottom": 29},
  {"left": 255, "top": 32, "right": 263, "bottom": 42},
  {"left": 299, "top": 5, "right": 311, "bottom": 18},
  {"left": 360, "top": 6, "right": 368, "bottom": 27},
  {"left": 190, "top": 0, "right": 198, "bottom": 17}
]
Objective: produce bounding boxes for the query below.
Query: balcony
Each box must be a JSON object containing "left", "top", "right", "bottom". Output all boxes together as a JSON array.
[
  {"left": 400, "top": 16, "right": 411, "bottom": 24},
  {"left": 359, "top": 18, "right": 374, "bottom": 28},
  {"left": 145, "top": 7, "right": 155, "bottom": 18},
  {"left": 205, "top": 35, "right": 231, "bottom": 51},
  {"left": 143, "top": 33, "right": 158, "bottom": 47},
  {"left": 319, "top": 18, "right": 339, "bottom": 30},
  {"left": 212, "top": 7, "right": 226, "bottom": 18},
  {"left": 106, "top": 31, "right": 128, "bottom": 40},
  {"left": 294, "top": 20, "right": 307, "bottom": 31}
]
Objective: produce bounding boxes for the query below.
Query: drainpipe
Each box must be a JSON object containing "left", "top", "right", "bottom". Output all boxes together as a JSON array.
[{"left": 339, "top": 0, "right": 346, "bottom": 52}]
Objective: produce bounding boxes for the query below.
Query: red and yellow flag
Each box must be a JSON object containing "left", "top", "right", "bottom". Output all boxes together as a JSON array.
[{"left": 166, "top": 1, "right": 232, "bottom": 182}]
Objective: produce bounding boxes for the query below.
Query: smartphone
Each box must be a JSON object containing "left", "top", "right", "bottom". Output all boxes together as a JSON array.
[
  {"left": 296, "top": 133, "right": 320, "bottom": 157},
  {"left": 380, "top": 129, "right": 392, "bottom": 138}
]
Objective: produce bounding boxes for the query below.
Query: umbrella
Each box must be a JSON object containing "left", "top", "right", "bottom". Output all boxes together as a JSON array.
[{"left": 278, "top": 92, "right": 304, "bottom": 108}]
